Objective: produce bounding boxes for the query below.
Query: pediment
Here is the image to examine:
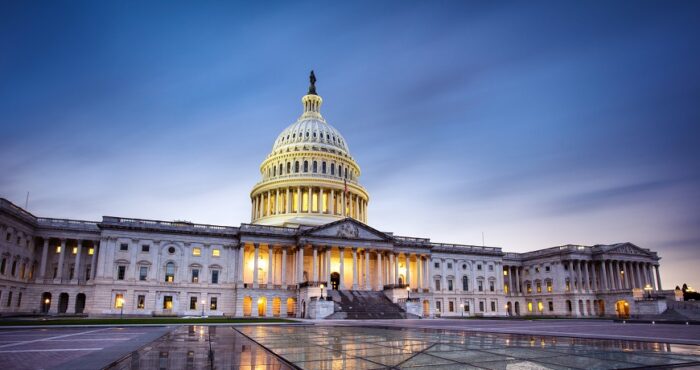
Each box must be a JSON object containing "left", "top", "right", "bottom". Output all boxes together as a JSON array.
[
  {"left": 605, "top": 243, "right": 653, "bottom": 257},
  {"left": 301, "top": 218, "right": 392, "bottom": 242}
]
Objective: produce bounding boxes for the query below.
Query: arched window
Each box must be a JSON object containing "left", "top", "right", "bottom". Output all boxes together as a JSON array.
[
  {"left": 273, "top": 167, "right": 276, "bottom": 176},
  {"left": 462, "top": 276, "right": 469, "bottom": 291},
  {"left": 322, "top": 162, "right": 327, "bottom": 174},
  {"left": 11, "top": 260, "right": 17, "bottom": 276},
  {"left": 287, "top": 162, "right": 291, "bottom": 174},
  {"left": 295, "top": 161, "right": 300, "bottom": 173},
  {"left": 279, "top": 163, "right": 283, "bottom": 175},
  {"left": 303, "top": 161, "right": 309, "bottom": 172},
  {"left": 330, "top": 163, "right": 335, "bottom": 175},
  {"left": 344, "top": 167, "right": 348, "bottom": 179},
  {"left": 338, "top": 165, "right": 343, "bottom": 177},
  {"left": 165, "top": 262, "right": 175, "bottom": 282},
  {"left": 0, "top": 258, "right": 6, "bottom": 274},
  {"left": 312, "top": 161, "right": 317, "bottom": 173}
]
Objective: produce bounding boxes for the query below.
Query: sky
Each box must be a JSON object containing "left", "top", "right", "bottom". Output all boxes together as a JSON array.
[{"left": 1, "top": 1, "right": 699, "bottom": 289}]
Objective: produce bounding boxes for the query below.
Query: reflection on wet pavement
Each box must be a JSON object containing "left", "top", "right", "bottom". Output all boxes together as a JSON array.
[
  {"left": 107, "top": 325, "right": 293, "bottom": 370},
  {"left": 238, "top": 325, "right": 700, "bottom": 369}
]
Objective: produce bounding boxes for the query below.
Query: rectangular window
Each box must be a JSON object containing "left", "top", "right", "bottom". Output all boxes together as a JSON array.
[
  {"left": 566, "top": 281, "right": 570, "bottom": 291},
  {"left": 69, "top": 267, "right": 74, "bottom": 280},
  {"left": 192, "top": 248, "right": 201, "bottom": 256},
  {"left": 547, "top": 281, "right": 552, "bottom": 292},
  {"left": 56, "top": 246, "right": 61, "bottom": 253},
  {"left": 503, "top": 269, "right": 508, "bottom": 276},
  {"left": 192, "top": 269, "right": 199, "bottom": 283},
  {"left": 211, "top": 270, "right": 219, "bottom": 284},
  {"left": 16, "top": 292, "right": 21, "bottom": 307},
  {"left": 435, "top": 279, "right": 441, "bottom": 291},
  {"left": 117, "top": 266, "right": 126, "bottom": 280},
  {"left": 491, "top": 301, "right": 496, "bottom": 312},
  {"left": 478, "top": 281, "right": 483, "bottom": 292},
  {"left": 434, "top": 262, "right": 440, "bottom": 268},
  {"left": 120, "top": 243, "right": 128, "bottom": 251},
  {"left": 447, "top": 263, "right": 452, "bottom": 269},
  {"left": 548, "top": 301, "right": 554, "bottom": 311},
  {"left": 536, "top": 283, "right": 542, "bottom": 293},
  {"left": 535, "top": 267, "right": 540, "bottom": 273},
  {"left": 462, "top": 277, "right": 469, "bottom": 291},
  {"left": 115, "top": 293, "right": 124, "bottom": 308},
  {"left": 545, "top": 266, "right": 551, "bottom": 272},
  {"left": 477, "top": 265, "right": 482, "bottom": 271},
  {"left": 489, "top": 265, "right": 494, "bottom": 271},
  {"left": 448, "top": 279, "right": 453, "bottom": 291},
  {"left": 527, "top": 302, "right": 533, "bottom": 312},
  {"left": 527, "top": 283, "right": 532, "bottom": 294},
  {"left": 190, "top": 297, "right": 197, "bottom": 310},
  {"left": 163, "top": 296, "right": 173, "bottom": 310},
  {"left": 88, "top": 247, "right": 94, "bottom": 255},
  {"left": 85, "top": 267, "right": 91, "bottom": 281},
  {"left": 210, "top": 297, "right": 218, "bottom": 310},
  {"left": 6, "top": 292, "right": 12, "bottom": 307},
  {"left": 537, "top": 301, "right": 544, "bottom": 312},
  {"left": 139, "top": 266, "right": 148, "bottom": 281},
  {"left": 436, "top": 301, "right": 442, "bottom": 313},
  {"left": 448, "top": 301, "right": 454, "bottom": 312},
  {"left": 137, "top": 295, "right": 145, "bottom": 309},
  {"left": 464, "top": 302, "right": 470, "bottom": 312},
  {"left": 489, "top": 281, "right": 495, "bottom": 292},
  {"left": 72, "top": 247, "right": 78, "bottom": 255},
  {"left": 479, "top": 301, "right": 484, "bottom": 312},
  {"left": 212, "top": 249, "right": 220, "bottom": 257},
  {"left": 141, "top": 245, "right": 150, "bottom": 252}
]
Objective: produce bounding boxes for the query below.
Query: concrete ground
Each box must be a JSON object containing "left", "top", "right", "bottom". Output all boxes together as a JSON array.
[
  {"left": 320, "top": 318, "right": 700, "bottom": 345},
  {"left": 0, "top": 326, "right": 171, "bottom": 370}
]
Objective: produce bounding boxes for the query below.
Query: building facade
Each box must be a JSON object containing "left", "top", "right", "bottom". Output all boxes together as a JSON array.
[{"left": 0, "top": 74, "right": 665, "bottom": 319}]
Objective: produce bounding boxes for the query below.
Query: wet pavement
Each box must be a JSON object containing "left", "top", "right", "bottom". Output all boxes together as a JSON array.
[
  {"left": 239, "top": 325, "right": 700, "bottom": 369},
  {"left": 107, "top": 325, "right": 293, "bottom": 370}
]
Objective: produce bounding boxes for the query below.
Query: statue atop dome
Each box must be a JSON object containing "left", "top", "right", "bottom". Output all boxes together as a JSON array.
[{"left": 308, "top": 70, "right": 317, "bottom": 95}]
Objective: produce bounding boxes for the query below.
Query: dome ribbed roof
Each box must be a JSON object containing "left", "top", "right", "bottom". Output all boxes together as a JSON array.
[{"left": 271, "top": 117, "right": 350, "bottom": 155}]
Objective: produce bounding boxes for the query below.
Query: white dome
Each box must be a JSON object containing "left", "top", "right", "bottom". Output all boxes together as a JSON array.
[{"left": 271, "top": 117, "right": 350, "bottom": 156}]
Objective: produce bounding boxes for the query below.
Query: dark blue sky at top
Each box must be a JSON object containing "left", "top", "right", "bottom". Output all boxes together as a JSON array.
[{"left": 1, "top": 1, "right": 699, "bottom": 288}]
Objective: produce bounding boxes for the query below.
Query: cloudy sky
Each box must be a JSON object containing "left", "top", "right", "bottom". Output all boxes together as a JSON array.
[{"left": 1, "top": 1, "right": 698, "bottom": 289}]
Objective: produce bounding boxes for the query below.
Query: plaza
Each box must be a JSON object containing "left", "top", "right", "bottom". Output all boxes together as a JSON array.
[{"left": 1, "top": 319, "right": 699, "bottom": 369}]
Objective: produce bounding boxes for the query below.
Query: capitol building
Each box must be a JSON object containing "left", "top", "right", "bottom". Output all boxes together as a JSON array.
[{"left": 0, "top": 73, "right": 667, "bottom": 320}]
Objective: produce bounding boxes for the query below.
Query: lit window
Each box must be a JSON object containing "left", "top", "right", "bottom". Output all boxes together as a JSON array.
[
  {"left": 503, "top": 269, "right": 508, "bottom": 276},
  {"left": 547, "top": 281, "right": 553, "bottom": 292},
  {"left": 537, "top": 283, "right": 542, "bottom": 293},
  {"left": 527, "top": 302, "right": 533, "bottom": 312},
  {"left": 165, "top": 263, "right": 175, "bottom": 282},
  {"left": 192, "top": 248, "right": 201, "bottom": 256},
  {"left": 212, "top": 249, "right": 220, "bottom": 257},
  {"left": 137, "top": 295, "right": 145, "bottom": 309},
  {"left": 56, "top": 246, "right": 61, "bottom": 253},
  {"left": 115, "top": 294, "right": 124, "bottom": 308},
  {"left": 210, "top": 297, "right": 218, "bottom": 310},
  {"left": 537, "top": 301, "right": 544, "bottom": 312},
  {"left": 88, "top": 248, "right": 94, "bottom": 255},
  {"left": 72, "top": 247, "right": 77, "bottom": 255},
  {"left": 190, "top": 297, "right": 197, "bottom": 310}
]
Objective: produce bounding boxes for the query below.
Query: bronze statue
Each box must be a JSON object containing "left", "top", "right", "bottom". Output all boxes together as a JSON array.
[{"left": 308, "top": 70, "right": 317, "bottom": 95}]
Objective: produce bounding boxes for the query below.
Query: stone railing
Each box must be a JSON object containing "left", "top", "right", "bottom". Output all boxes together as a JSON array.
[
  {"left": 299, "top": 281, "right": 328, "bottom": 288},
  {"left": 430, "top": 243, "right": 502, "bottom": 254},
  {"left": 0, "top": 198, "right": 36, "bottom": 221},
  {"left": 397, "top": 297, "right": 420, "bottom": 304},
  {"left": 102, "top": 216, "right": 238, "bottom": 235},
  {"left": 239, "top": 223, "right": 298, "bottom": 235},
  {"left": 383, "top": 283, "right": 409, "bottom": 290},
  {"left": 37, "top": 217, "right": 100, "bottom": 231},
  {"left": 254, "top": 173, "right": 361, "bottom": 187}
]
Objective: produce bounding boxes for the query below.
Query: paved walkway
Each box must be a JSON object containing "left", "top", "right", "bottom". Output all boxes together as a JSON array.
[
  {"left": 0, "top": 327, "right": 171, "bottom": 370},
  {"left": 320, "top": 318, "right": 700, "bottom": 345}
]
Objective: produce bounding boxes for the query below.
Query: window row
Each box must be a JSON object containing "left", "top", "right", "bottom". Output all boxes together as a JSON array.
[
  {"left": 278, "top": 130, "right": 345, "bottom": 147},
  {"left": 117, "top": 243, "right": 220, "bottom": 257},
  {"left": 263, "top": 159, "right": 356, "bottom": 181},
  {"left": 0, "top": 258, "right": 35, "bottom": 280},
  {"left": 116, "top": 263, "right": 221, "bottom": 284},
  {"left": 433, "top": 261, "right": 496, "bottom": 272},
  {"left": 434, "top": 276, "right": 496, "bottom": 292}
]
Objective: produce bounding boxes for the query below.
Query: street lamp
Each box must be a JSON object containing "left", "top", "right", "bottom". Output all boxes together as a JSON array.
[
  {"left": 644, "top": 284, "right": 653, "bottom": 299},
  {"left": 320, "top": 283, "right": 325, "bottom": 300},
  {"left": 201, "top": 300, "right": 206, "bottom": 317}
]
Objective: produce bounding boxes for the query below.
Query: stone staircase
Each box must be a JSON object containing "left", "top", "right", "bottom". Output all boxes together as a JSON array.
[{"left": 325, "top": 290, "right": 408, "bottom": 319}]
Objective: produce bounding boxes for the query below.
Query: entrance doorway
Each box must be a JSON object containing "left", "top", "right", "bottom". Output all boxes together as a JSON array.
[
  {"left": 75, "top": 293, "right": 86, "bottom": 314},
  {"left": 58, "top": 293, "right": 68, "bottom": 314},
  {"left": 41, "top": 292, "right": 51, "bottom": 313},
  {"left": 330, "top": 272, "right": 340, "bottom": 290},
  {"left": 615, "top": 300, "right": 630, "bottom": 319}
]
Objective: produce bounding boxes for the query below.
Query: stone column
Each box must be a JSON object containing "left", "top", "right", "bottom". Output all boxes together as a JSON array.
[
  {"left": 364, "top": 250, "right": 370, "bottom": 290},
  {"left": 281, "top": 248, "right": 287, "bottom": 288},
  {"left": 601, "top": 260, "right": 609, "bottom": 291},
  {"left": 615, "top": 261, "right": 623, "bottom": 289},
  {"left": 573, "top": 260, "right": 581, "bottom": 293},
  {"left": 238, "top": 244, "right": 245, "bottom": 286},
  {"left": 329, "top": 190, "right": 335, "bottom": 215},
  {"left": 296, "top": 186, "right": 302, "bottom": 213},
  {"left": 506, "top": 266, "right": 513, "bottom": 295},
  {"left": 339, "top": 248, "right": 345, "bottom": 289},
  {"left": 416, "top": 256, "right": 422, "bottom": 290},
  {"left": 267, "top": 247, "right": 273, "bottom": 287},
  {"left": 351, "top": 248, "right": 358, "bottom": 289},
  {"left": 275, "top": 189, "right": 280, "bottom": 214},
  {"left": 645, "top": 263, "right": 653, "bottom": 288},
  {"left": 405, "top": 254, "right": 412, "bottom": 288},
  {"left": 298, "top": 246, "right": 305, "bottom": 283},
  {"left": 654, "top": 265, "right": 662, "bottom": 290},
  {"left": 376, "top": 252, "right": 383, "bottom": 289},
  {"left": 74, "top": 240, "right": 83, "bottom": 282},
  {"left": 312, "top": 247, "right": 318, "bottom": 282},
  {"left": 582, "top": 261, "right": 590, "bottom": 292},
  {"left": 514, "top": 266, "right": 520, "bottom": 294},
  {"left": 324, "top": 247, "right": 331, "bottom": 283},
  {"left": 90, "top": 241, "right": 99, "bottom": 280},
  {"left": 394, "top": 254, "right": 399, "bottom": 284},
  {"left": 56, "top": 239, "right": 67, "bottom": 280},
  {"left": 591, "top": 261, "right": 598, "bottom": 291},
  {"left": 306, "top": 187, "right": 312, "bottom": 213},
  {"left": 285, "top": 188, "right": 290, "bottom": 213},
  {"left": 253, "top": 243, "right": 259, "bottom": 288},
  {"left": 440, "top": 258, "right": 446, "bottom": 292},
  {"left": 39, "top": 238, "right": 49, "bottom": 279}
]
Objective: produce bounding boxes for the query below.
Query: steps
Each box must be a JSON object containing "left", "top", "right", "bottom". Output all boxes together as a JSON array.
[{"left": 325, "top": 290, "right": 407, "bottom": 319}]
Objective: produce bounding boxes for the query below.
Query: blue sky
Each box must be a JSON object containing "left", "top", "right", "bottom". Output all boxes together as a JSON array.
[{"left": 1, "top": 1, "right": 699, "bottom": 289}]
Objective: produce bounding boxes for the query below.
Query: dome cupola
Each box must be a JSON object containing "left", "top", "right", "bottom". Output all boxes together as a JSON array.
[{"left": 249, "top": 71, "right": 369, "bottom": 227}]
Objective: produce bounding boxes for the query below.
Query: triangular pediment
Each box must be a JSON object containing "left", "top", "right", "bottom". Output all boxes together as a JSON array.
[
  {"left": 301, "top": 218, "right": 393, "bottom": 241},
  {"left": 603, "top": 242, "right": 653, "bottom": 257}
]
